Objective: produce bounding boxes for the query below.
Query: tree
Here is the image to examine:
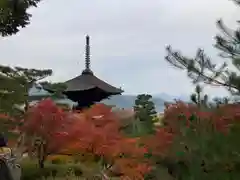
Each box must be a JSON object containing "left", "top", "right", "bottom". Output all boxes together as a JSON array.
[
  {"left": 141, "top": 127, "right": 174, "bottom": 179},
  {"left": 190, "top": 85, "right": 231, "bottom": 108},
  {"left": 64, "top": 103, "right": 150, "bottom": 179},
  {"left": 0, "top": 66, "right": 52, "bottom": 144},
  {"left": 158, "top": 101, "right": 240, "bottom": 180},
  {"left": 213, "top": 96, "right": 230, "bottom": 106},
  {"left": 0, "top": 65, "right": 52, "bottom": 114},
  {"left": 39, "top": 81, "right": 67, "bottom": 99},
  {"left": 133, "top": 94, "right": 157, "bottom": 135},
  {"left": 190, "top": 85, "right": 209, "bottom": 108},
  {"left": 21, "top": 100, "right": 151, "bottom": 178},
  {"left": 0, "top": 114, "right": 20, "bottom": 141},
  {"left": 165, "top": 0, "right": 240, "bottom": 96},
  {"left": 0, "top": 0, "right": 47, "bottom": 113},
  {"left": 0, "top": 0, "right": 41, "bottom": 36},
  {"left": 21, "top": 99, "right": 76, "bottom": 168}
]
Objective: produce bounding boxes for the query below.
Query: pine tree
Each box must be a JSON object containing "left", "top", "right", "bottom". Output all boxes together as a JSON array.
[
  {"left": 0, "top": 0, "right": 51, "bottom": 142},
  {"left": 0, "top": 66, "right": 52, "bottom": 114},
  {"left": 190, "top": 85, "right": 208, "bottom": 107},
  {"left": 0, "top": 0, "right": 41, "bottom": 36},
  {"left": 133, "top": 94, "right": 157, "bottom": 135},
  {"left": 165, "top": 0, "right": 240, "bottom": 96},
  {"left": 0, "top": 66, "right": 52, "bottom": 141},
  {"left": 39, "top": 81, "right": 67, "bottom": 99}
]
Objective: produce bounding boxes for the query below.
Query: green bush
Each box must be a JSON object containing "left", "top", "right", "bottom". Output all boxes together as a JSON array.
[
  {"left": 51, "top": 158, "right": 62, "bottom": 165},
  {"left": 20, "top": 160, "right": 82, "bottom": 180},
  {"left": 159, "top": 102, "right": 240, "bottom": 180}
]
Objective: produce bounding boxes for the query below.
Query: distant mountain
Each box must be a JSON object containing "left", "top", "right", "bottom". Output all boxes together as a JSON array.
[
  {"left": 155, "top": 93, "right": 190, "bottom": 102},
  {"left": 28, "top": 85, "right": 187, "bottom": 112},
  {"left": 102, "top": 95, "right": 166, "bottom": 112},
  {"left": 103, "top": 93, "right": 190, "bottom": 112}
]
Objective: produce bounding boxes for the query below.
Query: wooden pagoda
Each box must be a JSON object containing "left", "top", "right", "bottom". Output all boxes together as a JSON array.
[{"left": 62, "top": 35, "right": 123, "bottom": 109}]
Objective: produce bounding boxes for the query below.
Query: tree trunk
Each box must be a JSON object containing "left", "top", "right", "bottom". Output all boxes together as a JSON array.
[
  {"left": 37, "top": 142, "right": 46, "bottom": 169},
  {"left": 24, "top": 100, "right": 29, "bottom": 112},
  {"left": 38, "top": 158, "right": 45, "bottom": 169}
]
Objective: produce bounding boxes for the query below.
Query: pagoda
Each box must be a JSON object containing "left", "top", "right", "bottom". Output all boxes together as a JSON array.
[{"left": 62, "top": 35, "right": 123, "bottom": 109}]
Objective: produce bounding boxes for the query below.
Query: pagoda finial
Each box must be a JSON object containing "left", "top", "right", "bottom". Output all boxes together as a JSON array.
[
  {"left": 85, "top": 35, "right": 90, "bottom": 70},
  {"left": 82, "top": 35, "right": 93, "bottom": 75}
]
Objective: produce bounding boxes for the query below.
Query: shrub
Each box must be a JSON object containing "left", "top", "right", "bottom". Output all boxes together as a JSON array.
[
  {"left": 154, "top": 102, "right": 240, "bottom": 180},
  {"left": 20, "top": 160, "right": 82, "bottom": 180},
  {"left": 47, "top": 155, "right": 74, "bottom": 164},
  {"left": 20, "top": 99, "right": 150, "bottom": 179}
]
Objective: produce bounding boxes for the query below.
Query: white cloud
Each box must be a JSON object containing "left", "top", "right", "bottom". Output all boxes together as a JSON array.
[{"left": 0, "top": 0, "right": 238, "bottom": 97}]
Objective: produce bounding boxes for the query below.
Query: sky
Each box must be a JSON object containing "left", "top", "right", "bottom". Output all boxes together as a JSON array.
[{"left": 0, "top": 0, "right": 239, "bottom": 97}]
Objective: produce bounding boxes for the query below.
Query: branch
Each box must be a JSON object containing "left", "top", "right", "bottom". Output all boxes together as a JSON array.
[{"left": 165, "top": 46, "right": 239, "bottom": 91}]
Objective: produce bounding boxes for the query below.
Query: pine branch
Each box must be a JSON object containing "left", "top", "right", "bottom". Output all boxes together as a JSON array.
[{"left": 165, "top": 46, "right": 238, "bottom": 90}]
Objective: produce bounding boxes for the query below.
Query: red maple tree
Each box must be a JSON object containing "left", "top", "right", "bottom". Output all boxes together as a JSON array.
[
  {"left": 163, "top": 101, "right": 240, "bottom": 134},
  {"left": 64, "top": 104, "right": 151, "bottom": 179},
  {"left": 154, "top": 101, "right": 240, "bottom": 179},
  {"left": 20, "top": 100, "right": 150, "bottom": 178},
  {"left": 21, "top": 99, "right": 76, "bottom": 168}
]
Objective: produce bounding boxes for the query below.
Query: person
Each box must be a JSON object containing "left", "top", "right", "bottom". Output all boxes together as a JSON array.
[
  {"left": 0, "top": 132, "right": 7, "bottom": 146},
  {"left": 0, "top": 133, "right": 21, "bottom": 180},
  {"left": 0, "top": 133, "right": 11, "bottom": 159},
  {"left": 0, "top": 133, "right": 14, "bottom": 180}
]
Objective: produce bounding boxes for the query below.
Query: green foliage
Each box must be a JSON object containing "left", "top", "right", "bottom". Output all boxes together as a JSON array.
[
  {"left": 172, "top": 116, "right": 240, "bottom": 180},
  {"left": 163, "top": 3, "right": 240, "bottom": 178},
  {"left": 163, "top": 2, "right": 240, "bottom": 178},
  {"left": 134, "top": 94, "right": 157, "bottom": 120},
  {"left": 39, "top": 81, "right": 67, "bottom": 99},
  {"left": 51, "top": 158, "right": 63, "bottom": 165},
  {"left": 165, "top": 0, "right": 240, "bottom": 95},
  {"left": 133, "top": 94, "right": 157, "bottom": 135},
  {"left": 0, "top": 117, "right": 19, "bottom": 140},
  {"left": 21, "top": 160, "right": 83, "bottom": 180},
  {"left": 0, "top": 65, "right": 52, "bottom": 114},
  {"left": 189, "top": 85, "right": 229, "bottom": 109},
  {"left": 0, "top": 0, "right": 41, "bottom": 36},
  {"left": 190, "top": 85, "right": 209, "bottom": 108},
  {"left": 157, "top": 102, "right": 240, "bottom": 180},
  {"left": 0, "top": 66, "right": 53, "bottom": 144},
  {"left": 213, "top": 97, "right": 230, "bottom": 107}
]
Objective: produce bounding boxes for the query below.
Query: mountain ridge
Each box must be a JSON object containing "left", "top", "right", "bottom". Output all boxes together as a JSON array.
[
  {"left": 103, "top": 94, "right": 189, "bottom": 112},
  {"left": 28, "top": 85, "right": 188, "bottom": 112}
]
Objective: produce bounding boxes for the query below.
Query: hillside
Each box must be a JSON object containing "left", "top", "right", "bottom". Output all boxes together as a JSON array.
[
  {"left": 102, "top": 95, "right": 166, "bottom": 112},
  {"left": 28, "top": 85, "right": 185, "bottom": 112}
]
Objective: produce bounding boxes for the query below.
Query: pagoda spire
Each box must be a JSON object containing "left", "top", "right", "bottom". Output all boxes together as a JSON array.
[{"left": 82, "top": 35, "right": 93, "bottom": 75}]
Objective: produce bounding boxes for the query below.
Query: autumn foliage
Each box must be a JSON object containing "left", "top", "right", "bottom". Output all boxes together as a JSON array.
[
  {"left": 163, "top": 101, "right": 240, "bottom": 134},
  {"left": 7, "top": 98, "right": 240, "bottom": 179},
  {"left": 153, "top": 101, "right": 240, "bottom": 179},
  {"left": 22, "top": 99, "right": 75, "bottom": 151},
  {"left": 63, "top": 103, "right": 151, "bottom": 179},
  {"left": 20, "top": 99, "right": 150, "bottom": 179}
]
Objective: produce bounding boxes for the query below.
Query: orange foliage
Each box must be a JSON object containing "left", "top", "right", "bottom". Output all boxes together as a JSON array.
[
  {"left": 143, "top": 101, "right": 240, "bottom": 161},
  {"left": 47, "top": 155, "right": 74, "bottom": 163},
  {"left": 7, "top": 140, "right": 17, "bottom": 148},
  {"left": 22, "top": 99, "right": 76, "bottom": 155},
  {"left": 163, "top": 101, "right": 240, "bottom": 134},
  {"left": 22, "top": 100, "right": 150, "bottom": 179},
  {"left": 65, "top": 104, "right": 150, "bottom": 179},
  {"left": 210, "top": 104, "right": 240, "bottom": 133},
  {"left": 0, "top": 113, "right": 9, "bottom": 119},
  {"left": 163, "top": 101, "right": 202, "bottom": 133},
  {"left": 142, "top": 128, "right": 173, "bottom": 157}
]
